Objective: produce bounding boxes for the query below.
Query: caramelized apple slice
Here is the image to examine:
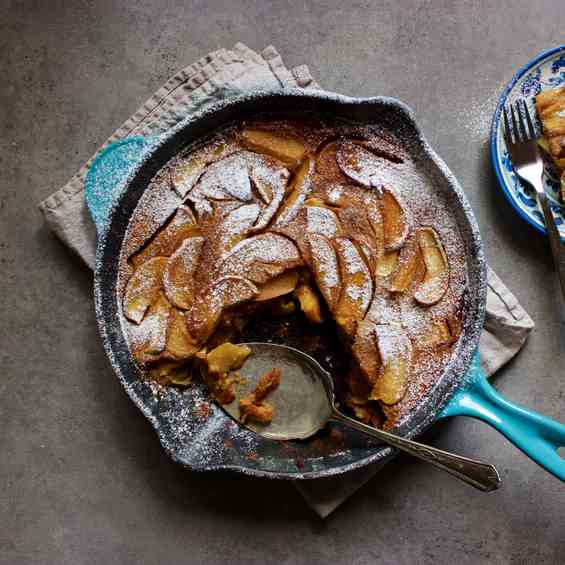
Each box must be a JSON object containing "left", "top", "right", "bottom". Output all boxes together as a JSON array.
[
  {"left": 303, "top": 197, "right": 326, "bottom": 207},
  {"left": 240, "top": 128, "right": 307, "bottom": 168},
  {"left": 196, "top": 152, "right": 253, "bottom": 202},
  {"left": 186, "top": 276, "right": 259, "bottom": 343},
  {"left": 270, "top": 209, "right": 311, "bottom": 264},
  {"left": 163, "top": 236, "right": 205, "bottom": 310},
  {"left": 171, "top": 155, "right": 204, "bottom": 198},
  {"left": 333, "top": 237, "right": 373, "bottom": 337},
  {"left": 308, "top": 234, "right": 341, "bottom": 311},
  {"left": 370, "top": 325, "right": 412, "bottom": 405},
  {"left": 131, "top": 206, "right": 200, "bottom": 268},
  {"left": 375, "top": 251, "right": 399, "bottom": 277},
  {"left": 204, "top": 342, "right": 252, "bottom": 377},
  {"left": 215, "top": 203, "right": 261, "bottom": 257},
  {"left": 171, "top": 140, "right": 238, "bottom": 197},
  {"left": 351, "top": 320, "right": 380, "bottom": 385},
  {"left": 200, "top": 342, "right": 253, "bottom": 405},
  {"left": 295, "top": 283, "right": 323, "bottom": 323},
  {"left": 186, "top": 152, "right": 254, "bottom": 219},
  {"left": 336, "top": 141, "right": 376, "bottom": 187},
  {"left": 414, "top": 228, "right": 449, "bottom": 306},
  {"left": 220, "top": 233, "right": 303, "bottom": 285},
  {"left": 380, "top": 187, "right": 410, "bottom": 251},
  {"left": 355, "top": 136, "right": 404, "bottom": 164},
  {"left": 248, "top": 154, "right": 290, "bottom": 231},
  {"left": 273, "top": 156, "right": 313, "bottom": 227},
  {"left": 315, "top": 141, "right": 347, "bottom": 182},
  {"left": 123, "top": 256, "right": 168, "bottom": 324},
  {"left": 130, "top": 292, "right": 171, "bottom": 364},
  {"left": 255, "top": 270, "right": 299, "bottom": 302},
  {"left": 305, "top": 203, "right": 341, "bottom": 238},
  {"left": 365, "top": 286, "right": 400, "bottom": 326},
  {"left": 216, "top": 276, "right": 260, "bottom": 308},
  {"left": 287, "top": 155, "right": 312, "bottom": 196},
  {"left": 356, "top": 241, "right": 378, "bottom": 277},
  {"left": 336, "top": 206, "right": 378, "bottom": 272},
  {"left": 364, "top": 192, "right": 385, "bottom": 259},
  {"left": 421, "top": 318, "right": 453, "bottom": 349},
  {"left": 336, "top": 140, "right": 401, "bottom": 188},
  {"left": 166, "top": 308, "right": 198, "bottom": 360},
  {"left": 389, "top": 236, "right": 425, "bottom": 293}
]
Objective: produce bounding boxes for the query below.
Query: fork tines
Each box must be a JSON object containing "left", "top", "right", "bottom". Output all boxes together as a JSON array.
[{"left": 503, "top": 99, "right": 537, "bottom": 144}]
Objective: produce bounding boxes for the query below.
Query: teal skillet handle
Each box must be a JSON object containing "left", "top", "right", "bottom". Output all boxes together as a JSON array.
[
  {"left": 84, "top": 136, "right": 156, "bottom": 234},
  {"left": 440, "top": 354, "right": 565, "bottom": 481}
]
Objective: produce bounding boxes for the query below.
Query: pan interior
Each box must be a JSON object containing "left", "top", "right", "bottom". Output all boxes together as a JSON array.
[{"left": 94, "top": 91, "right": 486, "bottom": 479}]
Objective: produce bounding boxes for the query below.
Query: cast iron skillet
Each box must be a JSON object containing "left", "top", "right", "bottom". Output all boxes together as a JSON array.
[{"left": 86, "top": 90, "right": 565, "bottom": 480}]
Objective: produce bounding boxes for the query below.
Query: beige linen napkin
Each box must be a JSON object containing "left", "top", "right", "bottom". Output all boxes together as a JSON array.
[{"left": 39, "top": 43, "right": 534, "bottom": 518}]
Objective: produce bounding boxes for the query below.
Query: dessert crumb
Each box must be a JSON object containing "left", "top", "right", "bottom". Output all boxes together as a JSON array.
[{"left": 239, "top": 367, "right": 281, "bottom": 424}]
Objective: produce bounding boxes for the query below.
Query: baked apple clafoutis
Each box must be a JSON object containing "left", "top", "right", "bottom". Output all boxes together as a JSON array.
[
  {"left": 120, "top": 114, "right": 467, "bottom": 429},
  {"left": 536, "top": 85, "right": 565, "bottom": 200}
]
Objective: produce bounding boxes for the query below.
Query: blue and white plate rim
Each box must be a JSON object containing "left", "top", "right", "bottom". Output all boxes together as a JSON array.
[{"left": 490, "top": 44, "right": 565, "bottom": 240}]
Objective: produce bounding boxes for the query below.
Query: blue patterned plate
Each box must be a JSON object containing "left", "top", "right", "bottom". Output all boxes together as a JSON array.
[{"left": 491, "top": 45, "right": 565, "bottom": 239}]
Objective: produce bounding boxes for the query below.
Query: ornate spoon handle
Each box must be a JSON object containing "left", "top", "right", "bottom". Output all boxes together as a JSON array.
[{"left": 330, "top": 409, "right": 501, "bottom": 492}]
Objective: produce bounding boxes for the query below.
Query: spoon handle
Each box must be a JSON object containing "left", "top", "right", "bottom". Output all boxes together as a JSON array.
[{"left": 329, "top": 409, "right": 501, "bottom": 492}]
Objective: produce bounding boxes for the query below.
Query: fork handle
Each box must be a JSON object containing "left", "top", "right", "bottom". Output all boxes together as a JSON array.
[{"left": 538, "top": 191, "right": 565, "bottom": 301}]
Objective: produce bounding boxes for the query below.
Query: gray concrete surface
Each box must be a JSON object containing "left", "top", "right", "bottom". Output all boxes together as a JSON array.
[{"left": 2, "top": 1, "right": 565, "bottom": 563}]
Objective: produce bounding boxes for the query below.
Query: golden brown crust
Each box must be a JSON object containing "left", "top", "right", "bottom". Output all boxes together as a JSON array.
[{"left": 120, "top": 114, "right": 466, "bottom": 429}]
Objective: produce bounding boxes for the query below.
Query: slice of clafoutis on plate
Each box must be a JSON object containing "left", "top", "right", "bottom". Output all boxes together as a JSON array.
[{"left": 536, "top": 85, "right": 565, "bottom": 200}]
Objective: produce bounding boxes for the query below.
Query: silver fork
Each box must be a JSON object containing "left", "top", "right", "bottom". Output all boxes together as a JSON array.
[{"left": 503, "top": 99, "right": 565, "bottom": 300}]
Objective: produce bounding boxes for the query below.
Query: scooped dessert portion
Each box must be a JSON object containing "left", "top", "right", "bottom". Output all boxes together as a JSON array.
[
  {"left": 119, "top": 113, "right": 468, "bottom": 429},
  {"left": 239, "top": 367, "right": 281, "bottom": 425}
]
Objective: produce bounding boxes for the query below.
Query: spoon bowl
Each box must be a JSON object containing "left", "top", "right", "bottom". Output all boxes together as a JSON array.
[{"left": 221, "top": 343, "right": 333, "bottom": 440}]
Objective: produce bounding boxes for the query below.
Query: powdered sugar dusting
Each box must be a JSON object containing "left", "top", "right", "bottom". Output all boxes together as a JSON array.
[
  {"left": 210, "top": 276, "right": 258, "bottom": 308},
  {"left": 334, "top": 238, "right": 372, "bottom": 308},
  {"left": 326, "top": 184, "right": 344, "bottom": 205},
  {"left": 216, "top": 203, "right": 261, "bottom": 253},
  {"left": 187, "top": 152, "right": 252, "bottom": 214},
  {"left": 247, "top": 153, "right": 289, "bottom": 231},
  {"left": 118, "top": 108, "right": 472, "bottom": 456},
  {"left": 374, "top": 324, "right": 411, "bottom": 362},
  {"left": 220, "top": 233, "right": 301, "bottom": 281},
  {"left": 309, "top": 235, "right": 339, "bottom": 290},
  {"left": 123, "top": 169, "right": 182, "bottom": 260},
  {"left": 306, "top": 205, "right": 339, "bottom": 237},
  {"left": 127, "top": 296, "right": 170, "bottom": 357}
]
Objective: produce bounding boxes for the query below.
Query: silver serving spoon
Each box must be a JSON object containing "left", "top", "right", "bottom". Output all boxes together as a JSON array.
[{"left": 222, "top": 342, "right": 501, "bottom": 492}]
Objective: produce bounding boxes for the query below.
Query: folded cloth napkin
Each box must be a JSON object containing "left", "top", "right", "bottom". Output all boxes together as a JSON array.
[{"left": 39, "top": 42, "right": 534, "bottom": 518}]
